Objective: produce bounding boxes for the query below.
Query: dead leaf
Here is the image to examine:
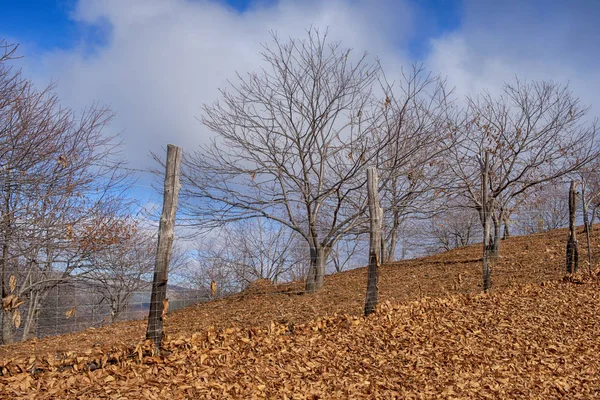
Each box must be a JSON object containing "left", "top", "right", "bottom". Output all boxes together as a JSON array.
[
  {"left": 211, "top": 281, "right": 217, "bottom": 298},
  {"left": 12, "top": 309, "right": 21, "bottom": 328},
  {"left": 161, "top": 298, "right": 169, "bottom": 319},
  {"left": 2, "top": 294, "right": 24, "bottom": 311},
  {"left": 9, "top": 275, "right": 16, "bottom": 293},
  {"left": 65, "top": 307, "right": 76, "bottom": 319}
]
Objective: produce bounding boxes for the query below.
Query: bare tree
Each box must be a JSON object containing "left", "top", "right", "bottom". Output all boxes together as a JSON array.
[
  {"left": 515, "top": 180, "right": 569, "bottom": 234},
  {"left": 0, "top": 46, "right": 130, "bottom": 343},
  {"left": 566, "top": 180, "right": 579, "bottom": 274},
  {"left": 428, "top": 205, "right": 481, "bottom": 252},
  {"left": 581, "top": 164, "right": 600, "bottom": 231},
  {"left": 188, "top": 218, "right": 305, "bottom": 296},
  {"left": 575, "top": 160, "right": 600, "bottom": 270},
  {"left": 83, "top": 218, "right": 156, "bottom": 323},
  {"left": 187, "top": 240, "right": 245, "bottom": 297},
  {"left": 447, "top": 79, "right": 598, "bottom": 290},
  {"left": 224, "top": 219, "right": 304, "bottom": 285},
  {"left": 376, "top": 66, "right": 454, "bottom": 262},
  {"left": 330, "top": 235, "right": 367, "bottom": 273},
  {"left": 0, "top": 39, "right": 19, "bottom": 70},
  {"left": 181, "top": 28, "right": 384, "bottom": 293}
]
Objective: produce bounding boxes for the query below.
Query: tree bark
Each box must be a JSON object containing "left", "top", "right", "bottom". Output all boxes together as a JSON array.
[
  {"left": 146, "top": 144, "right": 182, "bottom": 351},
  {"left": 304, "top": 246, "right": 328, "bottom": 293},
  {"left": 21, "top": 289, "right": 44, "bottom": 341},
  {"left": 502, "top": 216, "right": 510, "bottom": 240},
  {"left": 1, "top": 312, "right": 12, "bottom": 345},
  {"left": 365, "top": 168, "right": 382, "bottom": 316},
  {"left": 1, "top": 187, "right": 13, "bottom": 345},
  {"left": 566, "top": 181, "right": 579, "bottom": 274},
  {"left": 384, "top": 226, "right": 397, "bottom": 264},
  {"left": 383, "top": 204, "right": 400, "bottom": 263}
]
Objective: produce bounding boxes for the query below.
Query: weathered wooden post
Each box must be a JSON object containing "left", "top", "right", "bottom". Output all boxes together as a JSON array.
[
  {"left": 566, "top": 180, "right": 579, "bottom": 274},
  {"left": 364, "top": 167, "right": 382, "bottom": 316},
  {"left": 581, "top": 183, "right": 593, "bottom": 274},
  {"left": 146, "top": 144, "right": 182, "bottom": 350}
]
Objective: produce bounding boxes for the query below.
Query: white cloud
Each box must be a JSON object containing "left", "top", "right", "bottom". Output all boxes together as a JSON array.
[
  {"left": 424, "top": 0, "right": 600, "bottom": 116},
  {"left": 12, "top": 0, "right": 600, "bottom": 174},
  {"left": 20, "top": 0, "right": 412, "bottom": 169}
]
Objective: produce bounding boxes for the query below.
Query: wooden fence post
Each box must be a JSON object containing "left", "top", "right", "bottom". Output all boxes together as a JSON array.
[
  {"left": 481, "top": 151, "right": 492, "bottom": 292},
  {"left": 146, "top": 144, "right": 182, "bottom": 350},
  {"left": 581, "top": 183, "right": 593, "bottom": 275},
  {"left": 364, "top": 167, "right": 382, "bottom": 316},
  {"left": 566, "top": 180, "right": 579, "bottom": 274}
]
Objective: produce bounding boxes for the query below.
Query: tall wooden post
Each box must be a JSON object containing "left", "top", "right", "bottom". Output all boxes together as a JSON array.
[
  {"left": 146, "top": 144, "right": 182, "bottom": 350},
  {"left": 481, "top": 151, "right": 492, "bottom": 292},
  {"left": 364, "top": 167, "right": 382, "bottom": 316},
  {"left": 566, "top": 180, "right": 579, "bottom": 274},
  {"left": 581, "top": 184, "right": 593, "bottom": 274}
]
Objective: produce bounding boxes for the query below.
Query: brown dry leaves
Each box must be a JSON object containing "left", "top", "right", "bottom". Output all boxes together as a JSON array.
[
  {"left": 1, "top": 280, "right": 600, "bottom": 399},
  {"left": 1, "top": 227, "right": 599, "bottom": 398},
  {"left": 0, "top": 227, "right": 579, "bottom": 362}
]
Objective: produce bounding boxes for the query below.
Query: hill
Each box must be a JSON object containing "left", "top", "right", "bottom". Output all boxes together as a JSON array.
[{"left": 1, "top": 227, "right": 599, "bottom": 398}]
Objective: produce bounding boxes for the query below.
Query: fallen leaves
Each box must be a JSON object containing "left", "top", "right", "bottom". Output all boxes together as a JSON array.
[
  {"left": 0, "top": 227, "right": 598, "bottom": 398},
  {"left": 0, "top": 280, "right": 598, "bottom": 398}
]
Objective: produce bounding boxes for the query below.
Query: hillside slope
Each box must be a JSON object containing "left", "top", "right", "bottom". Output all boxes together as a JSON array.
[
  {"left": 1, "top": 227, "right": 599, "bottom": 398},
  {"left": 0, "top": 227, "right": 586, "bottom": 360},
  {"left": 2, "top": 279, "right": 599, "bottom": 398}
]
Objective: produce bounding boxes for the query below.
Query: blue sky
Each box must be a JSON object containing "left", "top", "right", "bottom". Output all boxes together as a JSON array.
[
  {"left": 2, "top": 1, "right": 78, "bottom": 49},
  {"left": 1, "top": 0, "right": 599, "bottom": 204},
  {"left": 2, "top": 0, "right": 462, "bottom": 58}
]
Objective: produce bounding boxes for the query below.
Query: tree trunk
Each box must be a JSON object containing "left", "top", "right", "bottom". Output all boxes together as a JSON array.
[
  {"left": 114, "top": 292, "right": 132, "bottom": 323},
  {"left": 365, "top": 167, "right": 382, "bottom": 316},
  {"left": 482, "top": 223, "right": 493, "bottom": 292},
  {"left": 1, "top": 208, "right": 13, "bottom": 345},
  {"left": 21, "top": 290, "right": 42, "bottom": 341},
  {"left": 304, "top": 245, "right": 327, "bottom": 293},
  {"left": 566, "top": 181, "right": 579, "bottom": 274},
  {"left": 146, "top": 144, "right": 182, "bottom": 351},
  {"left": 21, "top": 308, "right": 39, "bottom": 341},
  {"left": 1, "top": 311, "right": 13, "bottom": 345},
  {"left": 384, "top": 228, "right": 397, "bottom": 264},
  {"left": 502, "top": 216, "right": 510, "bottom": 240}
]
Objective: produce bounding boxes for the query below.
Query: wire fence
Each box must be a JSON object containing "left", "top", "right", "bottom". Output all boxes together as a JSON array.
[
  {"left": 0, "top": 154, "right": 591, "bottom": 345},
  {"left": 1, "top": 207, "right": 590, "bottom": 344},
  {"left": 6, "top": 273, "right": 207, "bottom": 341}
]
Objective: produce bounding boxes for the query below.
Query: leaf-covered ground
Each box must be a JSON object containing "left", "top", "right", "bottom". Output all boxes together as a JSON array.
[
  {"left": 2, "top": 279, "right": 600, "bottom": 399},
  {"left": 1, "top": 228, "right": 599, "bottom": 398}
]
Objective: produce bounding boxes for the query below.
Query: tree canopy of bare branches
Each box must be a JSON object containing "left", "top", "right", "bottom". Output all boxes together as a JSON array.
[
  {"left": 181, "top": 28, "right": 384, "bottom": 292},
  {"left": 376, "top": 66, "right": 454, "bottom": 262},
  {"left": 447, "top": 78, "right": 599, "bottom": 289},
  {"left": 82, "top": 217, "right": 156, "bottom": 323},
  {"left": 0, "top": 42, "right": 131, "bottom": 343}
]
